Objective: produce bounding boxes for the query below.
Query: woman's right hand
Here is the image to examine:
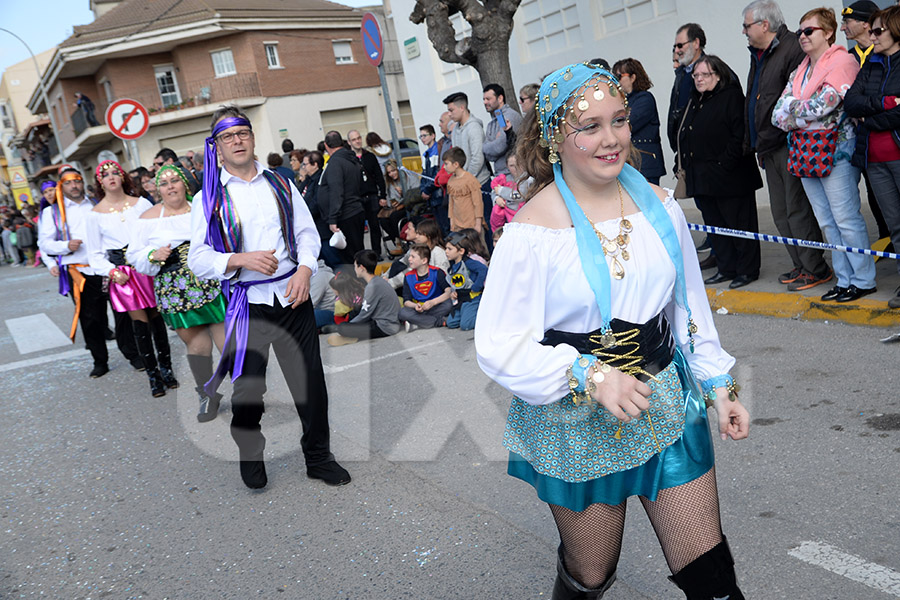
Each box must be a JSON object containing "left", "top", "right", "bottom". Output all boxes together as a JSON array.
[
  {"left": 590, "top": 367, "right": 652, "bottom": 423},
  {"left": 153, "top": 244, "right": 172, "bottom": 262},
  {"left": 113, "top": 270, "right": 130, "bottom": 285}
]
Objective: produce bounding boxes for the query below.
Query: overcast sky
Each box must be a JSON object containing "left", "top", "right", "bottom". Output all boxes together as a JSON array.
[{"left": 0, "top": 0, "right": 376, "bottom": 75}]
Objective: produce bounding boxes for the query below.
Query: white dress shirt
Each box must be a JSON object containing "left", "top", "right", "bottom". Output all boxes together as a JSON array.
[
  {"left": 475, "top": 192, "right": 734, "bottom": 406},
  {"left": 85, "top": 197, "right": 153, "bottom": 275},
  {"left": 38, "top": 196, "right": 98, "bottom": 275},
  {"left": 188, "top": 161, "right": 320, "bottom": 307}
]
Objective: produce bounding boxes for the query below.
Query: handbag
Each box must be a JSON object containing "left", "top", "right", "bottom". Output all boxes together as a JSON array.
[
  {"left": 673, "top": 99, "right": 692, "bottom": 199},
  {"left": 787, "top": 128, "right": 838, "bottom": 178}
]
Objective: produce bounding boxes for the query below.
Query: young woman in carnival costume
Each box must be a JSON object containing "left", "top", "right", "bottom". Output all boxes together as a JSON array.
[
  {"left": 127, "top": 164, "right": 227, "bottom": 421},
  {"left": 87, "top": 160, "right": 177, "bottom": 397},
  {"left": 474, "top": 62, "right": 750, "bottom": 599}
]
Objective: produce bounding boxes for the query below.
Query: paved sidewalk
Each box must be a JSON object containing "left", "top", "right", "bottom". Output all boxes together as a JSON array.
[{"left": 680, "top": 194, "right": 900, "bottom": 328}]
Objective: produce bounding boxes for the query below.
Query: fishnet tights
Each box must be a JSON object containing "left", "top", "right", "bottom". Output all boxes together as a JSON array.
[{"left": 550, "top": 468, "right": 723, "bottom": 589}]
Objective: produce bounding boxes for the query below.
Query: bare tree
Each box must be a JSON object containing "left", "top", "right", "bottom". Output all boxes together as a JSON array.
[{"left": 410, "top": 0, "right": 522, "bottom": 113}]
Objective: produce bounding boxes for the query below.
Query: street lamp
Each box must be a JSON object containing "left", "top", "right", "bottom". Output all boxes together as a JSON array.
[{"left": 0, "top": 27, "right": 68, "bottom": 163}]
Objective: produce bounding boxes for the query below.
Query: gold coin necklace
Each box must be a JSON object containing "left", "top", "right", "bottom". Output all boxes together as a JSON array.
[{"left": 581, "top": 180, "right": 632, "bottom": 280}]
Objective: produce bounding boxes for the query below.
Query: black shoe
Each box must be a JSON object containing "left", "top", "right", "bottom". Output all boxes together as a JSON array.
[
  {"left": 104, "top": 328, "right": 116, "bottom": 341},
  {"left": 196, "top": 391, "right": 221, "bottom": 423},
  {"left": 307, "top": 460, "right": 351, "bottom": 486},
  {"left": 820, "top": 285, "right": 849, "bottom": 301},
  {"left": 704, "top": 272, "right": 733, "bottom": 285},
  {"left": 698, "top": 255, "right": 717, "bottom": 270},
  {"left": 835, "top": 285, "right": 877, "bottom": 303},
  {"left": 129, "top": 357, "right": 146, "bottom": 371},
  {"left": 159, "top": 366, "right": 179, "bottom": 389},
  {"left": 728, "top": 275, "right": 757, "bottom": 289},
  {"left": 89, "top": 364, "right": 109, "bottom": 378},
  {"left": 320, "top": 324, "right": 338, "bottom": 334},
  {"left": 147, "top": 368, "right": 167, "bottom": 397},
  {"left": 778, "top": 267, "right": 803, "bottom": 284},
  {"left": 240, "top": 460, "right": 267, "bottom": 489}
]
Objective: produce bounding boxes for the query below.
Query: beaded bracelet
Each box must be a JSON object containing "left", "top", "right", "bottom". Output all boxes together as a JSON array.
[{"left": 701, "top": 376, "right": 740, "bottom": 407}]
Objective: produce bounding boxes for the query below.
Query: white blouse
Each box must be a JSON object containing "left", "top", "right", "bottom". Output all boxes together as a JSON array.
[
  {"left": 127, "top": 210, "right": 192, "bottom": 277},
  {"left": 474, "top": 193, "right": 734, "bottom": 406},
  {"left": 86, "top": 197, "right": 153, "bottom": 275}
]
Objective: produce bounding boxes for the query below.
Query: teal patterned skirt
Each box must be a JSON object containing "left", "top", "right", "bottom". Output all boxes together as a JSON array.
[{"left": 505, "top": 349, "right": 714, "bottom": 511}]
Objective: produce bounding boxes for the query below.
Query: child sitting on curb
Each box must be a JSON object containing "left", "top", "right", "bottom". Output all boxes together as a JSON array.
[
  {"left": 328, "top": 250, "right": 402, "bottom": 346},
  {"left": 385, "top": 218, "right": 450, "bottom": 291},
  {"left": 398, "top": 244, "right": 453, "bottom": 331},
  {"left": 445, "top": 231, "right": 487, "bottom": 331}
]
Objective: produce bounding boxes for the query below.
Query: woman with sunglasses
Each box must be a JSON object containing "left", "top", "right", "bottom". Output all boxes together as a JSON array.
[
  {"left": 475, "top": 62, "right": 749, "bottom": 598},
  {"left": 612, "top": 58, "right": 666, "bottom": 185},
  {"left": 845, "top": 5, "right": 900, "bottom": 308},
  {"left": 127, "top": 165, "right": 227, "bottom": 421},
  {"left": 773, "top": 7, "right": 876, "bottom": 303},
  {"left": 86, "top": 160, "right": 176, "bottom": 397},
  {"left": 677, "top": 54, "right": 763, "bottom": 289}
]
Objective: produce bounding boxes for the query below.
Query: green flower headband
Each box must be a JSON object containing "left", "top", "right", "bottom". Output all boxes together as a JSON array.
[
  {"left": 537, "top": 62, "right": 629, "bottom": 164},
  {"left": 154, "top": 164, "right": 194, "bottom": 202}
]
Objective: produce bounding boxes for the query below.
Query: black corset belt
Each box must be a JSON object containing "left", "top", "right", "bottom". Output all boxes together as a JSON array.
[
  {"left": 157, "top": 242, "right": 190, "bottom": 275},
  {"left": 540, "top": 312, "right": 676, "bottom": 382},
  {"left": 106, "top": 248, "right": 128, "bottom": 266}
]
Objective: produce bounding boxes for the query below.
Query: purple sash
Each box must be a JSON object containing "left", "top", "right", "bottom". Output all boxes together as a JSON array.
[{"left": 204, "top": 267, "right": 296, "bottom": 396}]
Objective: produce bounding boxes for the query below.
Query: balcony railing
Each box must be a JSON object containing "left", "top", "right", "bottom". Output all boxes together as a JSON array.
[{"left": 112, "top": 73, "right": 262, "bottom": 118}]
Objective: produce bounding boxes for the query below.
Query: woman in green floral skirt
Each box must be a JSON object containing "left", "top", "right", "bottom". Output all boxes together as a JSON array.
[{"left": 128, "top": 164, "right": 226, "bottom": 422}]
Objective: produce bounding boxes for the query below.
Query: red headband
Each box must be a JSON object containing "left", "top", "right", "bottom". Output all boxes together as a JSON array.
[{"left": 96, "top": 159, "right": 125, "bottom": 180}]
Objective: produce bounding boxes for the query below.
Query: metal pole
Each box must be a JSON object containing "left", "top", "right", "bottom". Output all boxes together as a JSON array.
[
  {"left": 377, "top": 63, "right": 405, "bottom": 193},
  {"left": 0, "top": 27, "right": 68, "bottom": 164}
]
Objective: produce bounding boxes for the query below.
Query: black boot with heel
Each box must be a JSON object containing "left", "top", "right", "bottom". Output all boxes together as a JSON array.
[
  {"left": 669, "top": 537, "right": 745, "bottom": 600},
  {"left": 551, "top": 545, "right": 616, "bottom": 600},
  {"left": 133, "top": 320, "right": 166, "bottom": 397},
  {"left": 186, "top": 353, "right": 220, "bottom": 422},
  {"left": 151, "top": 315, "right": 178, "bottom": 389}
]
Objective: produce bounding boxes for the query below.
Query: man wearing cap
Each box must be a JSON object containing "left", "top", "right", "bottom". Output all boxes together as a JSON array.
[
  {"left": 842, "top": 0, "right": 893, "bottom": 243},
  {"left": 189, "top": 105, "right": 350, "bottom": 490},
  {"left": 38, "top": 165, "right": 112, "bottom": 377}
]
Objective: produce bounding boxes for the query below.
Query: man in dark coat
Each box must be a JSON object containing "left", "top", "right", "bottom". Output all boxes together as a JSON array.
[
  {"left": 318, "top": 131, "right": 366, "bottom": 264},
  {"left": 668, "top": 23, "right": 707, "bottom": 152},
  {"left": 347, "top": 129, "right": 386, "bottom": 257},
  {"left": 742, "top": 0, "right": 831, "bottom": 291}
]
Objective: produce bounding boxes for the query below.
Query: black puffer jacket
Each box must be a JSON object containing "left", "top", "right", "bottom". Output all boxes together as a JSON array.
[
  {"left": 678, "top": 73, "right": 762, "bottom": 198},
  {"left": 318, "top": 147, "right": 365, "bottom": 225},
  {"left": 844, "top": 50, "right": 900, "bottom": 169}
]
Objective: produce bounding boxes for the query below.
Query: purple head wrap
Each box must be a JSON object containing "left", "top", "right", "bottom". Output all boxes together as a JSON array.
[
  {"left": 203, "top": 116, "right": 252, "bottom": 251},
  {"left": 41, "top": 181, "right": 57, "bottom": 193}
]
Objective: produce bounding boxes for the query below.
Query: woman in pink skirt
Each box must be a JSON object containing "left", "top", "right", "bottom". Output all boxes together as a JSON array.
[{"left": 86, "top": 160, "right": 176, "bottom": 397}]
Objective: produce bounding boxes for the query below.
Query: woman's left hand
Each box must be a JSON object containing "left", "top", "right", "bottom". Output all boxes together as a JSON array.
[{"left": 712, "top": 389, "right": 750, "bottom": 441}]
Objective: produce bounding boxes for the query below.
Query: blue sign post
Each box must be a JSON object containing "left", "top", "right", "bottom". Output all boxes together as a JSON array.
[{"left": 361, "top": 12, "right": 404, "bottom": 190}]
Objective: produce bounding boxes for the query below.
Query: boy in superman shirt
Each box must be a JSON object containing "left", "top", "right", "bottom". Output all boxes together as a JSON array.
[{"left": 398, "top": 244, "right": 453, "bottom": 331}]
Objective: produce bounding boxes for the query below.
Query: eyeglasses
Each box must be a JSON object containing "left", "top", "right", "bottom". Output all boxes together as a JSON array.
[
  {"left": 217, "top": 129, "right": 252, "bottom": 144},
  {"left": 153, "top": 160, "right": 163, "bottom": 167},
  {"left": 519, "top": 96, "right": 529, "bottom": 102},
  {"left": 418, "top": 134, "right": 430, "bottom": 139},
  {"left": 742, "top": 20, "right": 762, "bottom": 31},
  {"left": 871, "top": 27, "right": 889, "bottom": 37},
  {"left": 673, "top": 40, "right": 694, "bottom": 50},
  {"left": 796, "top": 26, "right": 824, "bottom": 38}
]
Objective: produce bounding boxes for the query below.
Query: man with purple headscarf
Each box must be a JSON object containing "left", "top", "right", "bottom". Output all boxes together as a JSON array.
[{"left": 188, "top": 105, "right": 350, "bottom": 490}]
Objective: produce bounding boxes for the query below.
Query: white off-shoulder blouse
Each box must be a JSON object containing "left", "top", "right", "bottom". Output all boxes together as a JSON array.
[
  {"left": 474, "top": 193, "right": 734, "bottom": 406},
  {"left": 85, "top": 197, "right": 153, "bottom": 275},
  {"left": 127, "top": 211, "right": 192, "bottom": 277}
]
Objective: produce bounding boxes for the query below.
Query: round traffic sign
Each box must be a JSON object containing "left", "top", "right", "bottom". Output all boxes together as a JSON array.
[
  {"left": 361, "top": 13, "right": 383, "bottom": 67},
  {"left": 105, "top": 98, "right": 150, "bottom": 140}
]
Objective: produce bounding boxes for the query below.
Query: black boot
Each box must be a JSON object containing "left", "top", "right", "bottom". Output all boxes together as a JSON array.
[
  {"left": 669, "top": 537, "right": 745, "bottom": 600},
  {"left": 133, "top": 320, "right": 166, "bottom": 397},
  {"left": 551, "top": 545, "right": 616, "bottom": 600},
  {"left": 151, "top": 315, "right": 178, "bottom": 388},
  {"left": 187, "top": 354, "right": 220, "bottom": 423}
]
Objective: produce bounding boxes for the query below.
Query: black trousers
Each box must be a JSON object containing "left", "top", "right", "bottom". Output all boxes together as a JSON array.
[
  {"left": 336, "top": 320, "right": 391, "bottom": 340},
  {"left": 229, "top": 299, "right": 334, "bottom": 467},
  {"left": 113, "top": 306, "right": 138, "bottom": 361},
  {"left": 72, "top": 273, "right": 109, "bottom": 367},
  {"left": 695, "top": 193, "right": 761, "bottom": 278},
  {"left": 361, "top": 195, "right": 383, "bottom": 255},
  {"left": 337, "top": 211, "right": 366, "bottom": 265}
]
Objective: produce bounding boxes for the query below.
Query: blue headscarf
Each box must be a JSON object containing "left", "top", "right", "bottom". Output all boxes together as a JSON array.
[{"left": 537, "top": 62, "right": 697, "bottom": 350}]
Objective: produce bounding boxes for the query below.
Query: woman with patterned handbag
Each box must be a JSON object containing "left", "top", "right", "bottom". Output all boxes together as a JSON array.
[
  {"left": 474, "top": 62, "right": 749, "bottom": 599},
  {"left": 773, "top": 7, "right": 876, "bottom": 303}
]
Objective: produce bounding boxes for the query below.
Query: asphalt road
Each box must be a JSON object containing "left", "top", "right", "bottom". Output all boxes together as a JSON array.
[{"left": 1, "top": 264, "right": 899, "bottom": 599}]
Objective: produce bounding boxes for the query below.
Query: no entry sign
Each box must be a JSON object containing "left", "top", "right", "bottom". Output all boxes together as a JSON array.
[
  {"left": 105, "top": 98, "right": 150, "bottom": 140},
  {"left": 361, "top": 13, "right": 383, "bottom": 67}
]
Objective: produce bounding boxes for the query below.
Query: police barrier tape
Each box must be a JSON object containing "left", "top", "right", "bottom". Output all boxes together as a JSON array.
[{"left": 687, "top": 222, "right": 900, "bottom": 261}]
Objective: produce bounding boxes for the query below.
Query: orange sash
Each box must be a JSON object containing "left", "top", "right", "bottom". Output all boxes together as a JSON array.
[{"left": 67, "top": 264, "right": 89, "bottom": 341}]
